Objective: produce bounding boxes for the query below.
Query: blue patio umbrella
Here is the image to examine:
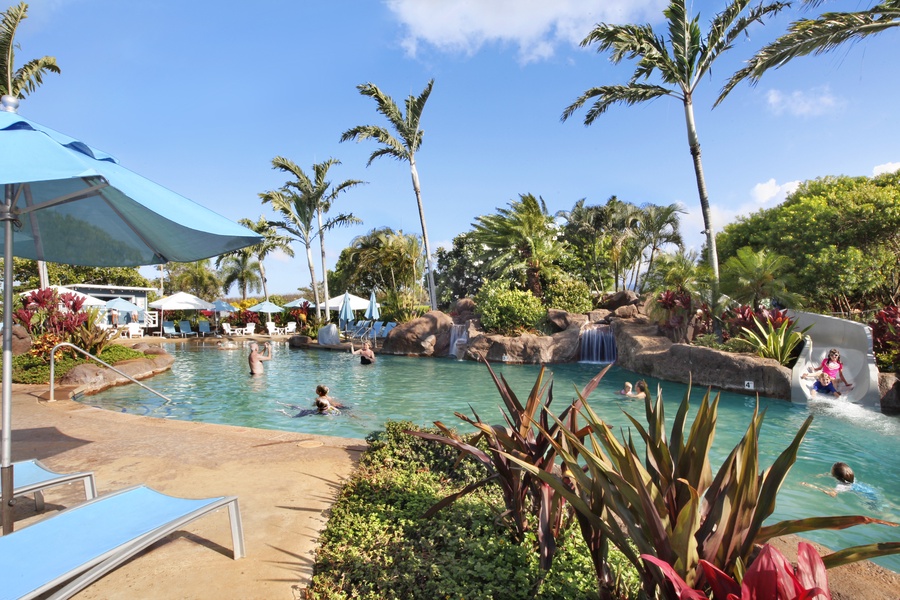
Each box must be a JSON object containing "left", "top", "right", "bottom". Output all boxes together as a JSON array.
[
  {"left": 246, "top": 300, "right": 284, "bottom": 318},
  {"left": 339, "top": 292, "right": 354, "bottom": 331},
  {"left": 283, "top": 297, "right": 310, "bottom": 308},
  {"left": 364, "top": 290, "right": 380, "bottom": 321},
  {"left": 211, "top": 299, "right": 237, "bottom": 313},
  {"left": 0, "top": 98, "right": 262, "bottom": 532},
  {"left": 106, "top": 297, "right": 143, "bottom": 323}
]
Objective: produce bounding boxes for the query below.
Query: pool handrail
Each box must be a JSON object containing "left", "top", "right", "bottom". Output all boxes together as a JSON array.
[{"left": 49, "top": 342, "right": 174, "bottom": 405}]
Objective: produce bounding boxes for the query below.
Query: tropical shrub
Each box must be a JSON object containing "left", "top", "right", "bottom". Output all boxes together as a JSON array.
[
  {"left": 380, "top": 289, "right": 427, "bottom": 323},
  {"left": 12, "top": 344, "right": 146, "bottom": 384},
  {"left": 870, "top": 305, "right": 900, "bottom": 372},
  {"left": 475, "top": 280, "right": 545, "bottom": 335},
  {"left": 542, "top": 275, "right": 592, "bottom": 314},
  {"left": 69, "top": 308, "right": 121, "bottom": 356},
  {"left": 739, "top": 316, "right": 811, "bottom": 366},
  {"left": 503, "top": 378, "right": 900, "bottom": 599},
  {"left": 13, "top": 288, "right": 89, "bottom": 339}
]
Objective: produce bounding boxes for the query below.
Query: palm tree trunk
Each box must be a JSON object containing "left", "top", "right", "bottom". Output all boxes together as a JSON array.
[
  {"left": 408, "top": 157, "right": 437, "bottom": 310},
  {"left": 259, "top": 261, "right": 269, "bottom": 302},
  {"left": 317, "top": 208, "right": 330, "bottom": 316},
  {"left": 682, "top": 98, "right": 720, "bottom": 284},
  {"left": 305, "top": 242, "right": 321, "bottom": 320}
]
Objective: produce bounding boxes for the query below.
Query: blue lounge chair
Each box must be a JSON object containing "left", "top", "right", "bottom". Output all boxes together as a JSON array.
[
  {"left": 6, "top": 459, "right": 97, "bottom": 513},
  {"left": 178, "top": 320, "right": 199, "bottom": 337},
  {"left": 197, "top": 321, "right": 213, "bottom": 336},
  {"left": 161, "top": 321, "right": 178, "bottom": 338},
  {"left": 380, "top": 322, "right": 397, "bottom": 339},
  {"left": 0, "top": 485, "right": 244, "bottom": 600}
]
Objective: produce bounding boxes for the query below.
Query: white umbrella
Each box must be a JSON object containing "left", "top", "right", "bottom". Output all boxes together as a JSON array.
[
  {"left": 316, "top": 293, "right": 370, "bottom": 312},
  {"left": 149, "top": 292, "right": 215, "bottom": 311}
]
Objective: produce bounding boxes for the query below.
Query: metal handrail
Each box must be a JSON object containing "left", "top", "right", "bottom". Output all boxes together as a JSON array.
[{"left": 49, "top": 342, "right": 173, "bottom": 404}]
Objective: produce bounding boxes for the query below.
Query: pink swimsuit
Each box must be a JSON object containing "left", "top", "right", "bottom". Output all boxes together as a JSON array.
[{"left": 820, "top": 358, "right": 843, "bottom": 379}]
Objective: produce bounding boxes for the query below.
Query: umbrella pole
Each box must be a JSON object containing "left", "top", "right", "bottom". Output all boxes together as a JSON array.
[{"left": 2, "top": 187, "right": 16, "bottom": 533}]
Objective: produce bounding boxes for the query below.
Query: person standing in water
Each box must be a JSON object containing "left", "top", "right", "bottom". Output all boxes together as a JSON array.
[
  {"left": 248, "top": 341, "right": 272, "bottom": 375},
  {"left": 350, "top": 341, "right": 376, "bottom": 365}
]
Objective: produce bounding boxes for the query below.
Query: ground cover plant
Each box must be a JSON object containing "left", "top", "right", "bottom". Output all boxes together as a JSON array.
[
  {"left": 307, "top": 420, "right": 640, "bottom": 599},
  {"left": 12, "top": 344, "right": 147, "bottom": 384}
]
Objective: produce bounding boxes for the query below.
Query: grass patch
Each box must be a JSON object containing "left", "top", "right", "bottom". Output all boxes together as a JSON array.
[
  {"left": 11, "top": 345, "right": 149, "bottom": 384},
  {"left": 307, "top": 420, "right": 640, "bottom": 599}
]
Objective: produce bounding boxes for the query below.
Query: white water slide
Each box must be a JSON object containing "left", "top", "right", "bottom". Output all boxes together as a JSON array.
[{"left": 789, "top": 310, "right": 881, "bottom": 406}]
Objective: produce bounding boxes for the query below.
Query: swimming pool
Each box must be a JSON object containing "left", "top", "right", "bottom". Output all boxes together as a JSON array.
[{"left": 85, "top": 341, "right": 900, "bottom": 571}]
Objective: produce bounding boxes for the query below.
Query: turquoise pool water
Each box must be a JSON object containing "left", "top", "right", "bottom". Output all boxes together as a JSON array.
[{"left": 84, "top": 341, "right": 900, "bottom": 571}]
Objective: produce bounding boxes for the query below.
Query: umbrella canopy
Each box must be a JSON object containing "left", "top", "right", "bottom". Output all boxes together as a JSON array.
[
  {"left": 364, "top": 290, "right": 380, "bottom": 321},
  {"left": 106, "top": 297, "right": 142, "bottom": 314},
  {"left": 246, "top": 300, "right": 284, "bottom": 315},
  {"left": 20, "top": 285, "right": 105, "bottom": 307},
  {"left": 149, "top": 291, "right": 215, "bottom": 311},
  {"left": 318, "top": 292, "right": 370, "bottom": 312},
  {"left": 1, "top": 100, "right": 261, "bottom": 532},
  {"left": 211, "top": 299, "right": 237, "bottom": 313},
  {"left": 339, "top": 292, "right": 354, "bottom": 329},
  {"left": 283, "top": 297, "right": 310, "bottom": 308}
]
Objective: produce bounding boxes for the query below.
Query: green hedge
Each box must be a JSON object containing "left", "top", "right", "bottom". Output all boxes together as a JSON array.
[{"left": 474, "top": 280, "right": 546, "bottom": 336}]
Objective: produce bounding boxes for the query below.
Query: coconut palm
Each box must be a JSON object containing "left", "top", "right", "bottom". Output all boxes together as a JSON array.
[
  {"left": 0, "top": 2, "right": 60, "bottom": 99},
  {"left": 472, "top": 193, "right": 566, "bottom": 298},
  {"left": 721, "top": 245, "right": 803, "bottom": 308},
  {"left": 340, "top": 79, "right": 438, "bottom": 310},
  {"left": 557, "top": 198, "right": 615, "bottom": 294},
  {"left": 562, "top": 0, "right": 788, "bottom": 289},
  {"left": 642, "top": 248, "right": 710, "bottom": 295},
  {"left": 217, "top": 250, "right": 262, "bottom": 301},
  {"left": 719, "top": 0, "right": 900, "bottom": 101},
  {"left": 269, "top": 157, "right": 363, "bottom": 315},
  {"left": 237, "top": 216, "right": 294, "bottom": 303},
  {"left": 339, "top": 227, "right": 424, "bottom": 294}
]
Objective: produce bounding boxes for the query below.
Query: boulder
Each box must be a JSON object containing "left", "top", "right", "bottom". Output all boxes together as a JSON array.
[
  {"left": 588, "top": 309, "right": 611, "bottom": 323},
  {"left": 452, "top": 298, "right": 477, "bottom": 325},
  {"left": 11, "top": 324, "right": 31, "bottom": 356},
  {"left": 612, "top": 319, "right": 792, "bottom": 400},
  {"left": 382, "top": 311, "right": 454, "bottom": 356},
  {"left": 546, "top": 308, "right": 588, "bottom": 332},
  {"left": 60, "top": 352, "right": 175, "bottom": 394},
  {"left": 288, "top": 335, "right": 311, "bottom": 348},
  {"left": 614, "top": 304, "right": 639, "bottom": 319},
  {"left": 465, "top": 325, "right": 581, "bottom": 364},
  {"left": 600, "top": 290, "right": 639, "bottom": 311},
  {"left": 879, "top": 373, "right": 899, "bottom": 415}
]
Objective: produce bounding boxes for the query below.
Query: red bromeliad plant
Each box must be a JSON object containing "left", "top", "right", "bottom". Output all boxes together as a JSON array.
[
  {"left": 643, "top": 542, "right": 831, "bottom": 600},
  {"left": 870, "top": 305, "right": 900, "bottom": 372}
]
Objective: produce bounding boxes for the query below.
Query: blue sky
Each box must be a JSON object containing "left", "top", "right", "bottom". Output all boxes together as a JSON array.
[{"left": 14, "top": 0, "right": 899, "bottom": 296}]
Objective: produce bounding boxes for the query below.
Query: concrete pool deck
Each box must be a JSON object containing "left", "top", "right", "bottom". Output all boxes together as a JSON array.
[{"left": 5, "top": 383, "right": 365, "bottom": 599}]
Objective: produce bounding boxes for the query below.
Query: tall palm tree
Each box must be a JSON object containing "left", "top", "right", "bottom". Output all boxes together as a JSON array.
[
  {"left": 342, "top": 227, "right": 424, "bottom": 293},
  {"left": 237, "top": 215, "right": 295, "bottom": 302},
  {"left": 269, "top": 157, "right": 363, "bottom": 315},
  {"left": 0, "top": 2, "right": 60, "bottom": 100},
  {"left": 561, "top": 0, "right": 788, "bottom": 290},
  {"left": 719, "top": 0, "right": 900, "bottom": 101},
  {"left": 642, "top": 248, "right": 710, "bottom": 296},
  {"left": 1, "top": 1, "right": 61, "bottom": 290},
  {"left": 340, "top": 79, "right": 439, "bottom": 310},
  {"left": 472, "top": 193, "right": 566, "bottom": 298},
  {"left": 217, "top": 250, "right": 262, "bottom": 301}
]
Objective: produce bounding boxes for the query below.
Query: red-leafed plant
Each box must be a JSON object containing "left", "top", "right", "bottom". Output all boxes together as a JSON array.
[
  {"left": 13, "top": 288, "right": 89, "bottom": 338},
  {"left": 870, "top": 305, "right": 900, "bottom": 372},
  {"left": 723, "top": 305, "right": 795, "bottom": 341},
  {"left": 642, "top": 542, "right": 831, "bottom": 600}
]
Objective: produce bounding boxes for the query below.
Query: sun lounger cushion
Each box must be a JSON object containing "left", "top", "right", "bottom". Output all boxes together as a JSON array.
[{"left": 0, "top": 485, "right": 244, "bottom": 600}]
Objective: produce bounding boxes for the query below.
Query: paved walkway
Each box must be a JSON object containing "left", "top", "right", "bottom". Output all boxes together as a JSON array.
[{"left": 5, "top": 384, "right": 364, "bottom": 599}]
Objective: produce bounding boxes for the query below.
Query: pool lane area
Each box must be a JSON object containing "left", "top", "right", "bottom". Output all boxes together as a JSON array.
[{"left": 84, "top": 341, "right": 900, "bottom": 571}]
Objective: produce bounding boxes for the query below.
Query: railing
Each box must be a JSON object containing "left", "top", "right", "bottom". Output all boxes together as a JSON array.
[{"left": 49, "top": 342, "right": 173, "bottom": 404}]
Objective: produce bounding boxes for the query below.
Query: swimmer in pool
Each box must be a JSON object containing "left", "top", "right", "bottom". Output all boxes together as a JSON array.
[
  {"left": 350, "top": 341, "right": 376, "bottom": 365},
  {"left": 314, "top": 384, "right": 345, "bottom": 414},
  {"left": 801, "top": 462, "right": 881, "bottom": 510},
  {"left": 248, "top": 341, "right": 272, "bottom": 375},
  {"left": 616, "top": 382, "right": 633, "bottom": 396}
]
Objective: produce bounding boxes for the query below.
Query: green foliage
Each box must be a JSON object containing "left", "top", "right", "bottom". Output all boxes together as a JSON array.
[
  {"left": 720, "top": 246, "right": 802, "bottom": 308},
  {"left": 308, "top": 419, "right": 639, "bottom": 599},
  {"left": 380, "top": 289, "right": 428, "bottom": 323},
  {"left": 434, "top": 231, "right": 486, "bottom": 309},
  {"left": 542, "top": 275, "right": 592, "bottom": 314},
  {"left": 738, "top": 316, "right": 811, "bottom": 366},
  {"left": 12, "top": 345, "right": 146, "bottom": 384},
  {"left": 692, "top": 333, "right": 750, "bottom": 354},
  {"left": 717, "top": 171, "right": 900, "bottom": 312},
  {"left": 70, "top": 307, "right": 120, "bottom": 356},
  {"left": 870, "top": 305, "right": 900, "bottom": 372},
  {"left": 503, "top": 377, "right": 900, "bottom": 598},
  {"left": 475, "top": 280, "right": 545, "bottom": 335}
]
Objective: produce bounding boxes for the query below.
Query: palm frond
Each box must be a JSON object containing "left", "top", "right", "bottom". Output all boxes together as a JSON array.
[{"left": 565, "top": 84, "right": 674, "bottom": 126}]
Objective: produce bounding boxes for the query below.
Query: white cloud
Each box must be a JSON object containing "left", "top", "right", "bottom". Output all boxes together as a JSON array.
[
  {"left": 751, "top": 178, "right": 800, "bottom": 204},
  {"left": 765, "top": 87, "right": 844, "bottom": 117},
  {"left": 385, "top": 0, "right": 665, "bottom": 62},
  {"left": 873, "top": 161, "right": 900, "bottom": 176}
]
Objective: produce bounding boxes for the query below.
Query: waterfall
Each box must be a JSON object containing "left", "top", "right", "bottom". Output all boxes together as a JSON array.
[
  {"left": 580, "top": 324, "right": 617, "bottom": 364},
  {"left": 447, "top": 323, "right": 469, "bottom": 359}
]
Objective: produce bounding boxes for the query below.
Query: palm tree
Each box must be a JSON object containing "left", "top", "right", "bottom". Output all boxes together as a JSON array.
[
  {"left": 217, "top": 250, "right": 262, "bottom": 301},
  {"left": 719, "top": 0, "right": 900, "bottom": 101},
  {"left": 635, "top": 203, "right": 685, "bottom": 293},
  {"left": 268, "top": 157, "right": 363, "bottom": 315},
  {"left": 558, "top": 198, "right": 614, "bottom": 294},
  {"left": 561, "top": 0, "right": 788, "bottom": 290},
  {"left": 340, "top": 79, "right": 439, "bottom": 310},
  {"left": 238, "top": 215, "right": 295, "bottom": 302},
  {"left": 472, "top": 193, "right": 566, "bottom": 298},
  {"left": 339, "top": 227, "right": 424, "bottom": 293},
  {"left": 168, "top": 260, "right": 221, "bottom": 300},
  {"left": 1, "top": 1, "right": 61, "bottom": 290},
  {"left": 0, "top": 2, "right": 60, "bottom": 100},
  {"left": 721, "top": 246, "right": 802, "bottom": 308},
  {"left": 642, "top": 248, "right": 710, "bottom": 296}
]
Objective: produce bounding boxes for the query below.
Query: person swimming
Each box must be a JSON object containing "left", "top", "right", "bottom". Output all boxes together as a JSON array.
[
  {"left": 314, "top": 384, "right": 345, "bottom": 414},
  {"left": 802, "top": 462, "right": 881, "bottom": 510}
]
